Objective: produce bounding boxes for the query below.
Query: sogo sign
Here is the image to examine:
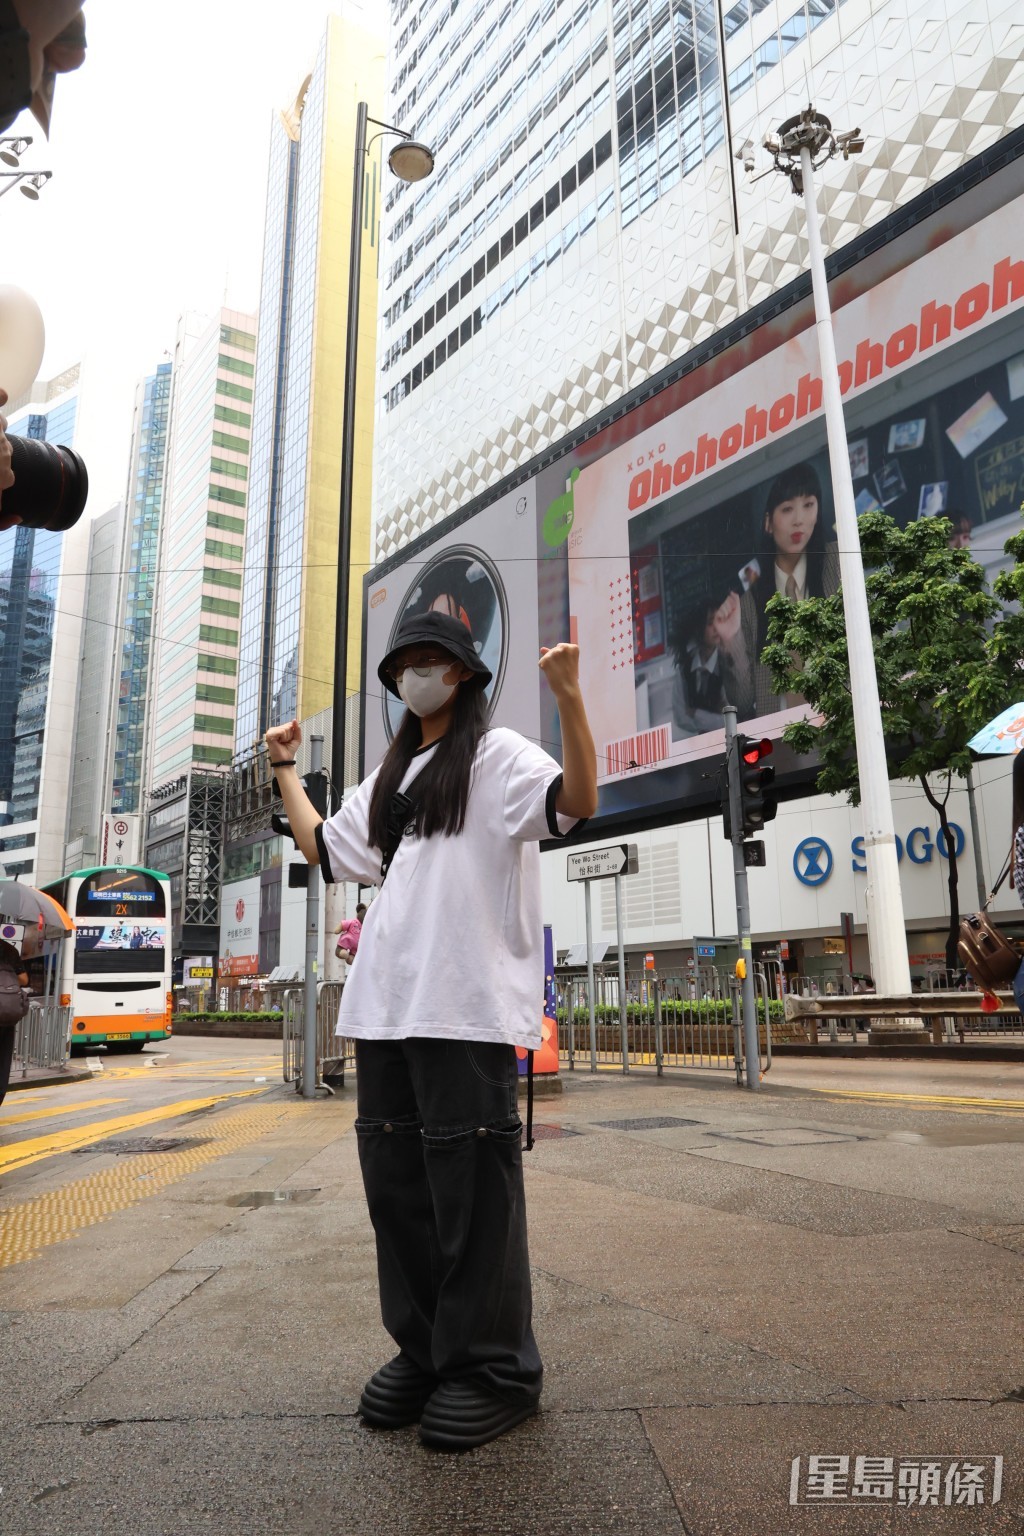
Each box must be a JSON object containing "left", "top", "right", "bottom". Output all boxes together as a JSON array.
[{"left": 793, "top": 824, "right": 966, "bottom": 886}]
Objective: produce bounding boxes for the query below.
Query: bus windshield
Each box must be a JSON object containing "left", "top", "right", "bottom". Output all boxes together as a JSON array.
[{"left": 72, "top": 869, "right": 167, "bottom": 976}]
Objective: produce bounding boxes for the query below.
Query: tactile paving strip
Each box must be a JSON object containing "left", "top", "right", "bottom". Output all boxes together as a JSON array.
[{"left": 0, "top": 1102, "right": 313, "bottom": 1271}]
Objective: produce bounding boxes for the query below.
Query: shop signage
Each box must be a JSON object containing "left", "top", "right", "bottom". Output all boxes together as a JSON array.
[{"left": 793, "top": 824, "right": 966, "bottom": 885}]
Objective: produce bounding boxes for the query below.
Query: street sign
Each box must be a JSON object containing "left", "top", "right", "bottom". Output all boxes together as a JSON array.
[
  {"left": 696, "top": 943, "right": 716, "bottom": 958},
  {"left": 644, "top": 952, "right": 655, "bottom": 972},
  {"left": 566, "top": 843, "right": 639, "bottom": 882}
]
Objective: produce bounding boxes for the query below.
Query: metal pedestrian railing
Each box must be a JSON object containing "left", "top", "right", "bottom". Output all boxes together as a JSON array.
[
  {"left": 557, "top": 964, "right": 774, "bottom": 1082},
  {"left": 281, "top": 980, "right": 357, "bottom": 1089},
  {"left": 13, "top": 1000, "right": 72, "bottom": 1076}
]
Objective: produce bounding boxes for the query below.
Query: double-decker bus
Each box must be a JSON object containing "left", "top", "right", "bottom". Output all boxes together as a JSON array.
[{"left": 41, "top": 866, "right": 173, "bottom": 1051}]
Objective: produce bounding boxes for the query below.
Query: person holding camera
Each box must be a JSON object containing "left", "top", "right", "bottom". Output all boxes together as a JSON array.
[{"left": 265, "top": 611, "right": 596, "bottom": 1451}]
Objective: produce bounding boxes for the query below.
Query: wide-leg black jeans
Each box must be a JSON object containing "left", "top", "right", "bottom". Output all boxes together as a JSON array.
[{"left": 354, "top": 1037, "right": 542, "bottom": 1405}]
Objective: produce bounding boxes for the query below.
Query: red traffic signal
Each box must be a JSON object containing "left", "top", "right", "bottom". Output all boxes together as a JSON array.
[
  {"left": 740, "top": 737, "right": 773, "bottom": 766},
  {"left": 735, "top": 733, "right": 778, "bottom": 838}
]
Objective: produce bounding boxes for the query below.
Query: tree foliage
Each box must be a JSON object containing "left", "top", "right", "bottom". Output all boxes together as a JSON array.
[{"left": 761, "top": 510, "right": 1024, "bottom": 967}]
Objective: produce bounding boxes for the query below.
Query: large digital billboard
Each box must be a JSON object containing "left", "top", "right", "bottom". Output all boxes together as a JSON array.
[{"left": 363, "top": 156, "right": 1024, "bottom": 835}]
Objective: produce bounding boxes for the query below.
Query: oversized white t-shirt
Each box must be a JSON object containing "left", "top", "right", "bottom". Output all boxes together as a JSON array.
[{"left": 315, "top": 727, "right": 580, "bottom": 1048}]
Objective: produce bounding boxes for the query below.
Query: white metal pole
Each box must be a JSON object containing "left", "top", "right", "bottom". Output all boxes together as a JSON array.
[
  {"left": 799, "top": 144, "right": 914, "bottom": 1014},
  {"left": 584, "top": 878, "right": 598, "bottom": 1072},
  {"left": 614, "top": 872, "right": 629, "bottom": 1072}
]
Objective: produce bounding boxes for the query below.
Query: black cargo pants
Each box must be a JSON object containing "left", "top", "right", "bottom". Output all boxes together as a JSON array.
[{"left": 354, "top": 1037, "right": 542, "bottom": 1405}]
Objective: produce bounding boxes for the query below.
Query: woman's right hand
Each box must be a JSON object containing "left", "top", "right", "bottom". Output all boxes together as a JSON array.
[{"left": 264, "top": 720, "right": 302, "bottom": 763}]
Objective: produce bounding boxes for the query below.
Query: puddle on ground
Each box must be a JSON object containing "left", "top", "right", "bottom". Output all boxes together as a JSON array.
[
  {"left": 224, "top": 1188, "right": 320, "bottom": 1207},
  {"left": 880, "top": 1126, "right": 1024, "bottom": 1148}
]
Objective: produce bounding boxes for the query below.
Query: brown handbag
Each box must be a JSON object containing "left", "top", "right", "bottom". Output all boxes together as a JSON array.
[{"left": 956, "top": 851, "right": 1020, "bottom": 991}]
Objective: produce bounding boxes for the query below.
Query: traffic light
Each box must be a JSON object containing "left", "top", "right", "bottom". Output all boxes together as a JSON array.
[
  {"left": 271, "top": 767, "right": 333, "bottom": 844},
  {"left": 737, "top": 734, "right": 777, "bottom": 837}
]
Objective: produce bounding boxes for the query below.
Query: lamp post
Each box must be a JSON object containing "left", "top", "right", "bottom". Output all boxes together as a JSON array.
[
  {"left": 322, "top": 106, "right": 433, "bottom": 982},
  {"left": 330, "top": 103, "right": 433, "bottom": 795},
  {"left": 757, "top": 105, "right": 916, "bottom": 1023}
]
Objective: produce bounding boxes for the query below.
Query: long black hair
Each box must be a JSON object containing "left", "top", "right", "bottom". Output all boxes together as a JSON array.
[{"left": 367, "top": 675, "right": 489, "bottom": 848}]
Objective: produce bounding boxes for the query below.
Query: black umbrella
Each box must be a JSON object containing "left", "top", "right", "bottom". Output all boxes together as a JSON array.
[{"left": 0, "top": 881, "right": 72, "bottom": 949}]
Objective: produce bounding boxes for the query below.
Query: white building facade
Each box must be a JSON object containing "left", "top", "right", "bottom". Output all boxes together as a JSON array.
[
  {"left": 348, "top": 0, "right": 1024, "bottom": 984},
  {"left": 373, "top": 0, "right": 1023, "bottom": 556}
]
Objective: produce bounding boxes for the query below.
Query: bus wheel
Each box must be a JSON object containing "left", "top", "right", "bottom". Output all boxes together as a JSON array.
[
  {"left": 0, "top": 1026, "right": 14, "bottom": 1107},
  {"left": 105, "top": 1040, "right": 146, "bottom": 1054}
]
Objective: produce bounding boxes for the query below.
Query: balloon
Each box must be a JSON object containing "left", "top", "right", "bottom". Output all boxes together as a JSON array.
[{"left": 0, "top": 285, "right": 45, "bottom": 400}]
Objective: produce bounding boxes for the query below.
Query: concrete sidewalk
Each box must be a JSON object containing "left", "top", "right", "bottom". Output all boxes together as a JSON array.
[{"left": 1, "top": 1062, "right": 1022, "bottom": 1534}]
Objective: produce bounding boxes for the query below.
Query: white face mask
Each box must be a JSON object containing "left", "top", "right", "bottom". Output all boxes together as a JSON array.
[{"left": 396, "top": 665, "right": 457, "bottom": 718}]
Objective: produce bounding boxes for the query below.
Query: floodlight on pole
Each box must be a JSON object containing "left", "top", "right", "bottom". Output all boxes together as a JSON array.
[
  {"left": 0, "top": 136, "right": 32, "bottom": 167},
  {"left": 753, "top": 104, "right": 916, "bottom": 1027},
  {"left": 0, "top": 167, "right": 51, "bottom": 200}
]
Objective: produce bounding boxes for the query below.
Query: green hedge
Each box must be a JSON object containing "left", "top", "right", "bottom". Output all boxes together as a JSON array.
[
  {"left": 175, "top": 1011, "right": 282, "bottom": 1022},
  {"left": 556, "top": 999, "right": 785, "bottom": 1025}
]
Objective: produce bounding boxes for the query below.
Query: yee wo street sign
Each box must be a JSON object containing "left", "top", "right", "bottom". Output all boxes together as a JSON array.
[
  {"left": 567, "top": 843, "right": 639, "bottom": 882},
  {"left": 565, "top": 843, "right": 639, "bottom": 1076}
]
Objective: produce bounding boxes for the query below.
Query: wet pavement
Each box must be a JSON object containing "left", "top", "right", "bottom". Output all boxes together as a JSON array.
[{"left": 0, "top": 1039, "right": 1021, "bottom": 1534}]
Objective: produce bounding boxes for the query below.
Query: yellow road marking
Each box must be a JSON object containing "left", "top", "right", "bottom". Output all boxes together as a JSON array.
[
  {"left": 0, "top": 1098, "right": 128, "bottom": 1128},
  {"left": 0, "top": 1088, "right": 269, "bottom": 1177},
  {"left": 812, "top": 1088, "right": 1024, "bottom": 1111},
  {"left": 0, "top": 1101, "right": 319, "bottom": 1270}
]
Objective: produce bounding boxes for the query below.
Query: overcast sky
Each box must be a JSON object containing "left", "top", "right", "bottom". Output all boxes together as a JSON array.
[{"left": 5, "top": 0, "right": 385, "bottom": 511}]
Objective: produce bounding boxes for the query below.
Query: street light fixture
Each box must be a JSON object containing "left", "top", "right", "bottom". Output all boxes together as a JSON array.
[
  {"left": 753, "top": 104, "right": 916, "bottom": 1028},
  {"left": 386, "top": 138, "right": 434, "bottom": 183}
]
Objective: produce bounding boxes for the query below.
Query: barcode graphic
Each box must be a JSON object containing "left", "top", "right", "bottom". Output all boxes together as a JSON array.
[{"left": 603, "top": 726, "right": 670, "bottom": 777}]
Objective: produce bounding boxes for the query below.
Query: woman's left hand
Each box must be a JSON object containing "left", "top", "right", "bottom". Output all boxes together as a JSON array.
[{"left": 539, "top": 643, "right": 581, "bottom": 698}]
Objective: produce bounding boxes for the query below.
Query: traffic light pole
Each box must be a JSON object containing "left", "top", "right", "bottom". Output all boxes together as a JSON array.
[
  {"left": 723, "top": 705, "right": 760, "bottom": 1091},
  {"left": 301, "top": 735, "right": 323, "bottom": 1100}
]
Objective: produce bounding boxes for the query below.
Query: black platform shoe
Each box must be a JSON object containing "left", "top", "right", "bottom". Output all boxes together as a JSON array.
[
  {"left": 358, "top": 1354, "right": 439, "bottom": 1428},
  {"left": 418, "top": 1381, "right": 539, "bottom": 1451}
]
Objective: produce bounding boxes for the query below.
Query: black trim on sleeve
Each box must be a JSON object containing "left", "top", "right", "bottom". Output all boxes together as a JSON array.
[
  {"left": 314, "top": 822, "right": 335, "bottom": 884},
  {"left": 545, "top": 775, "right": 589, "bottom": 839}
]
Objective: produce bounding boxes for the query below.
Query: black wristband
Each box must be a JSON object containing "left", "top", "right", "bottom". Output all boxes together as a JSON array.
[{"left": 270, "top": 759, "right": 297, "bottom": 769}]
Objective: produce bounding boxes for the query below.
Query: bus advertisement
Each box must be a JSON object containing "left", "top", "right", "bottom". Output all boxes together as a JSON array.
[{"left": 42, "top": 866, "right": 173, "bottom": 1050}]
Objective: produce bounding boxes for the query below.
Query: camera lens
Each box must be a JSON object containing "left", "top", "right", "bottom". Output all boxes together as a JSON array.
[{"left": 3, "top": 436, "right": 89, "bottom": 532}]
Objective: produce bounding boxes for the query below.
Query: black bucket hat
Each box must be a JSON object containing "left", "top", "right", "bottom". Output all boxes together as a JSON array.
[{"left": 378, "top": 610, "right": 493, "bottom": 699}]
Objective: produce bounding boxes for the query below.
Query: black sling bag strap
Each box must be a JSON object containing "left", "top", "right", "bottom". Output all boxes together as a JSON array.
[{"left": 378, "top": 774, "right": 427, "bottom": 885}]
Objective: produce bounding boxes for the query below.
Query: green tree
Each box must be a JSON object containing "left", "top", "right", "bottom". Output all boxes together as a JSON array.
[{"left": 761, "top": 511, "right": 1023, "bottom": 970}]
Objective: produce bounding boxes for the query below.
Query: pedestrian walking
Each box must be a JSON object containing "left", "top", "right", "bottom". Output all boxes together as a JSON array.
[
  {"left": 264, "top": 610, "right": 597, "bottom": 1449},
  {"left": 335, "top": 903, "right": 366, "bottom": 967}
]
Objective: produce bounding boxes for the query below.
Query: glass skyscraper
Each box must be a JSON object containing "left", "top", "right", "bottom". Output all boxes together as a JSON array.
[
  {"left": 372, "top": 0, "right": 1024, "bottom": 558},
  {"left": 235, "top": 12, "right": 386, "bottom": 759},
  {"left": 147, "top": 310, "right": 257, "bottom": 789},
  {"left": 110, "top": 362, "right": 172, "bottom": 813},
  {"left": 0, "top": 374, "right": 79, "bottom": 880}
]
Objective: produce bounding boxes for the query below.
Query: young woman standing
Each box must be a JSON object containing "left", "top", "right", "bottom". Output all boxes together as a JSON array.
[{"left": 265, "top": 610, "right": 597, "bottom": 1451}]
